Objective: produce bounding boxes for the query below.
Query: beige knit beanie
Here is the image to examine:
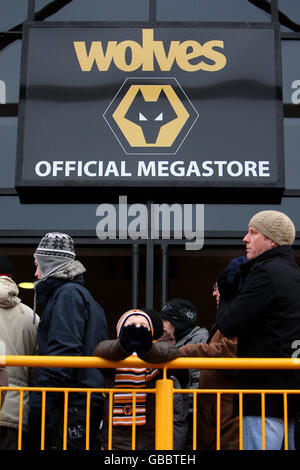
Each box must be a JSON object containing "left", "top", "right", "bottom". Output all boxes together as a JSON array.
[{"left": 248, "top": 210, "right": 295, "bottom": 246}]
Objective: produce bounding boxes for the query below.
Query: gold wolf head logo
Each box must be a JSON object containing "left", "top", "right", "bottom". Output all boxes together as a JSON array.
[{"left": 112, "top": 84, "right": 190, "bottom": 147}]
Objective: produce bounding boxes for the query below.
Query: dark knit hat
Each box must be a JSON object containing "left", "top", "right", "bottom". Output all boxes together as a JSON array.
[
  {"left": 161, "top": 298, "right": 198, "bottom": 336},
  {"left": 141, "top": 308, "right": 164, "bottom": 340},
  {"left": 0, "top": 254, "right": 13, "bottom": 276},
  {"left": 35, "top": 232, "right": 75, "bottom": 259}
]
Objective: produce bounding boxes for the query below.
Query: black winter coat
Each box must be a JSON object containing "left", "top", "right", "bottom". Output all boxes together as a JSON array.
[
  {"left": 30, "top": 275, "right": 108, "bottom": 409},
  {"left": 217, "top": 245, "right": 300, "bottom": 418}
]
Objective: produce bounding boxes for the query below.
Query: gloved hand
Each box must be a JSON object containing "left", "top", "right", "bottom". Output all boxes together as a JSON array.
[
  {"left": 217, "top": 256, "right": 248, "bottom": 301},
  {"left": 119, "top": 324, "right": 153, "bottom": 358}
]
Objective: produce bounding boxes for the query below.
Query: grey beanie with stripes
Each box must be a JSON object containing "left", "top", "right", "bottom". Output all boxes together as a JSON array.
[
  {"left": 34, "top": 232, "right": 77, "bottom": 279},
  {"left": 35, "top": 232, "right": 75, "bottom": 259}
]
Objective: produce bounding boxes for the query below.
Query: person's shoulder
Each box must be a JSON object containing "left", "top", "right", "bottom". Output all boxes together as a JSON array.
[
  {"left": 19, "top": 302, "right": 39, "bottom": 327},
  {"left": 245, "top": 250, "right": 296, "bottom": 289},
  {"left": 252, "top": 252, "right": 290, "bottom": 275},
  {"left": 191, "top": 325, "right": 209, "bottom": 338},
  {"left": 179, "top": 325, "right": 209, "bottom": 345},
  {"left": 56, "top": 282, "right": 104, "bottom": 312},
  {"left": 56, "top": 280, "right": 86, "bottom": 296},
  {"left": 19, "top": 301, "right": 33, "bottom": 316}
]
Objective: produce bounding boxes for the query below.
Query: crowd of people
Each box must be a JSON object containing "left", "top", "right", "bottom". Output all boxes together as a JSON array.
[{"left": 0, "top": 209, "right": 300, "bottom": 451}]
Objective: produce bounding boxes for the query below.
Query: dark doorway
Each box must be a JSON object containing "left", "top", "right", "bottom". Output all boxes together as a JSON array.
[{"left": 3, "top": 244, "right": 300, "bottom": 337}]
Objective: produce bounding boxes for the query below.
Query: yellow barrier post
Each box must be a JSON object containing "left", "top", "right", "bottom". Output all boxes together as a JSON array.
[
  {"left": 41, "top": 390, "right": 46, "bottom": 450},
  {"left": 108, "top": 391, "right": 113, "bottom": 450},
  {"left": 283, "top": 393, "right": 288, "bottom": 450},
  {"left": 63, "top": 391, "right": 69, "bottom": 450},
  {"left": 192, "top": 391, "right": 197, "bottom": 450},
  {"left": 239, "top": 392, "right": 243, "bottom": 450},
  {"left": 132, "top": 392, "right": 137, "bottom": 450},
  {"left": 86, "top": 391, "right": 91, "bottom": 450},
  {"left": 17, "top": 391, "right": 23, "bottom": 450},
  {"left": 261, "top": 393, "right": 266, "bottom": 450},
  {"left": 216, "top": 392, "right": 221, "bottom": 450},
  {"left": 155, "top": 376, "right": 174, "bottom": 450}
]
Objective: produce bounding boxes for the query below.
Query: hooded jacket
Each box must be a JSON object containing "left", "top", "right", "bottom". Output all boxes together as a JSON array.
[
  {"left": 217, "top": 245, "right": 300, "bottom": 418},
  {"left": 30, "top": 273, "right": 108, "bottom": 410},
  {"left": 0, "top": 276, "right": 38, "bottom": 431}
]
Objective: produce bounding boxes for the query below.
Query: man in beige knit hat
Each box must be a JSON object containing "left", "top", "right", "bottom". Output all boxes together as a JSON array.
[
  {"left": 217, "top": 210, "right": 300, "bottom": 450},
  {"left": 243, "top": 210, "right": 296, "bottom": 260}
]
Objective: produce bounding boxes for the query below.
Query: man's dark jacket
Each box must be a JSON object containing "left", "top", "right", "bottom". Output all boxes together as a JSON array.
[
  {"left": 217, "top": 245, "right": 300, "bottom": 418},
  {"left": 30, "top": 275, "right": 108, "bottom": 409}
]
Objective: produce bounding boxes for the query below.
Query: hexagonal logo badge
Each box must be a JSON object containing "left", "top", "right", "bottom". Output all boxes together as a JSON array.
[{"left": 103, "top": 77, "right": 199, "bottom": 155}]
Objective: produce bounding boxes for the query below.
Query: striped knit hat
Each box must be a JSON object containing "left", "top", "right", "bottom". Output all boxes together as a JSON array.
[
  {"left": 248, "top": 210, "right": 295, "bottom": 246},
  {"left": 116, "top": 310, "right": 153, "bottom": 336},
  {"left": 116, "top": 308, "right": 164, "bottom": 340}
]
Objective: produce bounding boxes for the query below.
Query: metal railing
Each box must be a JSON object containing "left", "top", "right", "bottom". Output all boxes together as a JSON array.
[{"left": 1, "top": 355, "right": 300, "bottom": 450}]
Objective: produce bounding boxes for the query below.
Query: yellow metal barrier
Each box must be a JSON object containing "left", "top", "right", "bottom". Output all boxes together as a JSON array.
[
  {"left": 1, "top": 355, "right": 300, "bottom": 450},
  {"left": 155, "top": 377, "right": 173, "bottom": 450}
]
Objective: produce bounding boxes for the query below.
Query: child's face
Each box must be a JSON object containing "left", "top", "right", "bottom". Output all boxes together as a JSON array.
[
  {"left": 162, "top": 319, "right": 175, "bottom": 336},
  {"left": 123, "top": 315, "right": 151, "bottom": 330}
]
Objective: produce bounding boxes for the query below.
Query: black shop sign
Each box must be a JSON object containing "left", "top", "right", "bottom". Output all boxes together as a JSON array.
[{"left": 16, "top": 23, "right": 283, "bottom": 202}]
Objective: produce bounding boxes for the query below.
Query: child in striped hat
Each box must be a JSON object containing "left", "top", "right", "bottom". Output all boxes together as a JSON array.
[{"left": 94, "top": 308, "right": 181, "bottom": 450}]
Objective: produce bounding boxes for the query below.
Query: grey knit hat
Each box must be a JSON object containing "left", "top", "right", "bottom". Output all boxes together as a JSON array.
[
  {"left": 248, "top": 210, "right": 295, "bottom": 246},
  {"left": 35, "top": 232, "right": 75, "bottom": 260},
  {"left": 34, "top": 232, "right": 78, "bottom": 279}
]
